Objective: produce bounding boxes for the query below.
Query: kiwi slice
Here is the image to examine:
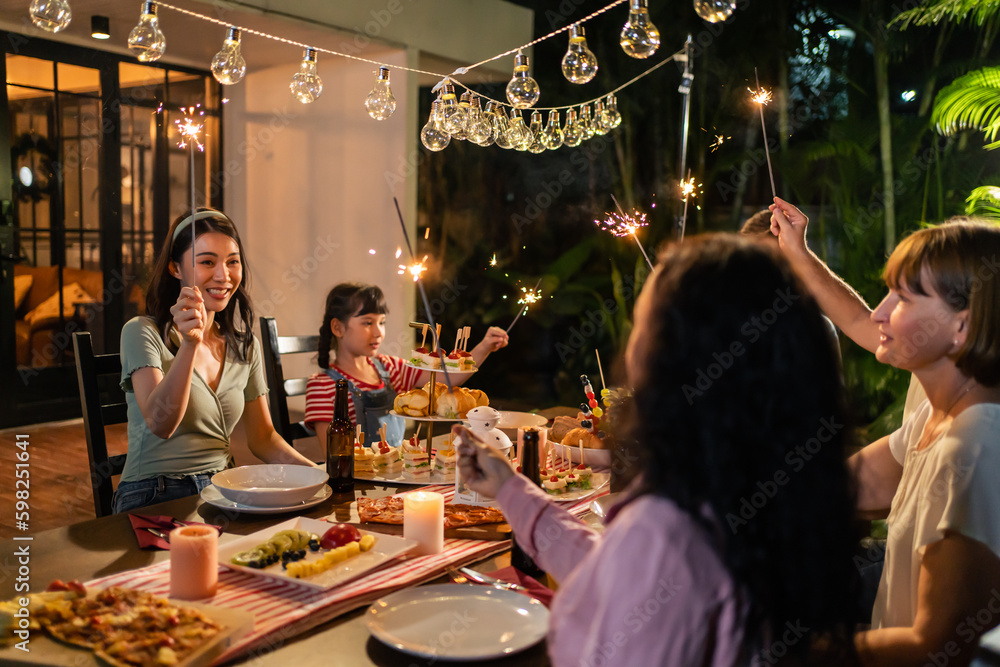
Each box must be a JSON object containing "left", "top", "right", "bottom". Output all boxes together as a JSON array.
[{"left": 231, "top": 548, "right": 266, "bottom": 567}]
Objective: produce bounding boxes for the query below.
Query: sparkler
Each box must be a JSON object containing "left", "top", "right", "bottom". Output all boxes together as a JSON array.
[
  {"left": 398, "top": 255, "right": 428, "bottom": 282},
  {"left": 489, "top": 253, "right": 498, "bottom": 268},
  {"left": 175, "top": 105, "right": 205, "bottom": 281},
  {"left": 598, "top": 195, "right": 654, "bottom": 270},
  {"left": 506, "top": 278, "right": 543, "bottom": 334},
  {"left": 749, "top": 68, "right": 777, "bottom": 199},
  {"left": 679, "top": 170, "right": 702, "bottom": 242},
  {"left": 702, "top": 127, "right": 731, "bottom": 152}
]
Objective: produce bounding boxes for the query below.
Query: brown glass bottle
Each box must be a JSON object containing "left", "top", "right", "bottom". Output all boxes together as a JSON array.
[
  {"left": 511, "top": 428, "right": 545, "bottom": 578},
  {"left": 326, "top": 379, "right": 354, "bottom": 491}
]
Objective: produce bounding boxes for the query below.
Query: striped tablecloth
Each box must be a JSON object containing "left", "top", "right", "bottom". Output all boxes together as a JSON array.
[{"left": 86, "top": 484, "right": 607, "bottom": 664}]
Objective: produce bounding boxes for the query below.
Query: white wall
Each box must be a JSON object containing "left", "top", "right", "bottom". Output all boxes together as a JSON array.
[{"left": 224, "top": 48, "right": 417, "bottom": 414}]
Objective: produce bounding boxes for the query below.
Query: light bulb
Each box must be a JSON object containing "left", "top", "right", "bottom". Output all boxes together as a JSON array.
[
  {"left": 290, "top": 48, "right": 323, "bottom": 104},
  {"left": 562, "top": 109, "right": 583, "bottom": 147},
  {"left": 605, "top": 94, "right": 622, "bottom": 128},
  {"left": 491, "top": 105, "right": 512, "bottom": 149},
  {"left": 592, "top": 100, "right": 610, "bottom": 135},
  {"left": 507, "top": 109, "right": 530, "bottom": 150},
  {"left": 527, "top": 112, "right": 545, "bottom": 154},
  {"left": 421, "top": 100, "right": 451, "bottom": 151},
  {"left": 446, "top": 92, "right": 471, "bottom": 139},
  {"left": 506, "top": 52, "right": 540, "bottom": 109},
  {"left": 29, "top": 0, "right": 71, "bottom": 32},
  {"left": 541, "top": 110, "right": 564, "bottom": 150},
  {"left": 127, "top": 2, "right": 165, "bottom": 62},
  {"left": 693, "top": 0, "right": 736, "bottom": 22},
  {"left": 364, "top": 66, "right": 395, "bottom": 119},
  {"left": 466, "top": 96, "right": 493, "bottom": 146},
  {"left": 437, "top": 83, "right": 461, "bottom": 133},
  {"left": 620, "top": 0, "right": 660, "bottom": 59},
  {"left": 578, "top": 104, "right": 594, "bottom": 140},
  {"left": 211, "top": 27, "right": 246, "bottom": 85},
  {"left": 561, "top": 25, "right": 598, "bottom": 84}
]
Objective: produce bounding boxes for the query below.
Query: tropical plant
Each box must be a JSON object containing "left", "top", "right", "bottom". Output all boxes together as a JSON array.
[
  {"left": 931, "top": 66, "right": 1000, "bottom": 149},
  {"left": 966, "top": 185, "right": 1000, "bottom": 219}
]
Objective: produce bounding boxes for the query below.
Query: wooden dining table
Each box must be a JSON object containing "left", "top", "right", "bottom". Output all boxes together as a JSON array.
[{"left": 2, "top": 480, "right": 573, "bottom": 666}]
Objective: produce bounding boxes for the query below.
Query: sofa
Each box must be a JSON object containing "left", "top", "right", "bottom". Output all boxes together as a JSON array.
[{"left": 13, "top": 264, "right": 143, "bottom": 367}]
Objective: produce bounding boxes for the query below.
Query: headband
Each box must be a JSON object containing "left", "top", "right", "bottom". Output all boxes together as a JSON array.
[{"left": 171, "top": 210, "right": 234, "bottom": 246}]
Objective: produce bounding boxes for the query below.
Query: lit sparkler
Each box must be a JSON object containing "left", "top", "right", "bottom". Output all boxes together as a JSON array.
[
  {"left": 679, "top": 171, "right": 703, "bottom": 242},
  {"left": 398, "top": 255, "right": 428, "bottom": 282},
  {"left": 506, "top": 278, "right": 543, "bottom": 334},
  {"left": 489, "top": 253, "right": 497, "bottom": 267},
  {"left": 175, "top": 105, "right": 206, "bottom": 281},
  {"left": 599, "top": 195, "right": 655, "bottom": 270},
  {"left": 749, "top": 68, "right": 777, "bottom": 199},
  {"left": 702, "top": 127, "right": 731, "bottom": 152}
]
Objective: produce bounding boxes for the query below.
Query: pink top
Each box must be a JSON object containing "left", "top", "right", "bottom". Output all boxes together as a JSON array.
[{"left": 497, "top": 474, "right": 747, "bottom": 666}]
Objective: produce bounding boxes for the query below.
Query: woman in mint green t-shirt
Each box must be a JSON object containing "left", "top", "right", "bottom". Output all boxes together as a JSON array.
[{"left": 115, "top": 209, "right": 316, "bottom": 513}]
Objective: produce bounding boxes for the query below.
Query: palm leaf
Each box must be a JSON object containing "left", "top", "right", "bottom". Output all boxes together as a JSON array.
[
  {"left": 892, "top": 0, "right": 1000, "bottom": 29},
  {"left": 966, "top": 186, "right": 1000, "bottom": 220},
  {"left": 931, "top": 66, "right": 1000, "bottom": 146}
]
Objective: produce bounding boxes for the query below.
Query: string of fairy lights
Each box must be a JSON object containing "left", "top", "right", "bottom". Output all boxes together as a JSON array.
[{"left": 25, "top": 0, "right": 739, "bottom": 153}]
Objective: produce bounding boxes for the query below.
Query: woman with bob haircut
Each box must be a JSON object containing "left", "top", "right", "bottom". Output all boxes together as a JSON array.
[
  {"left": 772, "top": 199, "right": 1000, "bottom": 665},
  {"left": 114, "top": 208, "right": 315, "bottom": 513},
  {"left": 454, "top": 234, "right": 860, "bottom": 665}
]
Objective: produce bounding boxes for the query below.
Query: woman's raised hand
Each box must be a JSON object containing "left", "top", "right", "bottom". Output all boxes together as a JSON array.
[
  {"left": 169, "top": 286, "right": 207, "bottom": 344},
  {"left": 454, "top": 424, "right": 514, "bottom": 499},
  {"left": 769, "top": 196, "right": 810, "bottom": 256}
]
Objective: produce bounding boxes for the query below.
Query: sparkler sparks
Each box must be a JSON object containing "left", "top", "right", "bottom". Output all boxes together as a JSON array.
[
  {"left": 702, "top": 127, "right": 731, "bottom": 152},
  {"left": 175, "top": 105, "right": 205, "bottom": 151},
  {"left": 748, "top": 87, "right": 772, "bottom": 106},
  {"left": 517, "top": 284, "right": 542, "bottom": 306},
  {"left": 750, "top": 68, "right": 777, "bottom": 199},
  {"left": 398, "top": 256, "right": 428, "bottom": 282},
  {"left": 594, "top": 209, "right": 649, "bottom": 238},
  {"left": 489, "top": 253, "right": 497, "bottom": 267}
]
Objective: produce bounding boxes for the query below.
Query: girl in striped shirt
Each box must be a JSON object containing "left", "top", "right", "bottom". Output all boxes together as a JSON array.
[{"left": 304, "top": 283, "right": 507, "bottom": 450}]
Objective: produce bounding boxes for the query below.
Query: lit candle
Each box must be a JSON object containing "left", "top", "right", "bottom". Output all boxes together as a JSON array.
[
  {"left": 169, "top": 525, "right": 218, "bottom": 600},
  {"left": 403, "top": 491, "right": 444, "bottom": 556}
]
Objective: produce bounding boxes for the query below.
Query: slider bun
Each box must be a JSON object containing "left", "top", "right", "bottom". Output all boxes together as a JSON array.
[{"left": 562, "top": 427, "right": 606, "bottom": 450}]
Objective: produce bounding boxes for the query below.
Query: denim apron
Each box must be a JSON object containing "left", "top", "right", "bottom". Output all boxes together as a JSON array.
[{"left": 323, "top": 358, "right": 405, "bottom": 447}]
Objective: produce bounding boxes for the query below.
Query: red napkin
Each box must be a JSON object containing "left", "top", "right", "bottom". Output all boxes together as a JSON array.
[
  {"left": 128, "top": 514, "right": 222, "bottom": 550},
  {"left": 485, "top": 566, "right": 555, "bottom": 608}
]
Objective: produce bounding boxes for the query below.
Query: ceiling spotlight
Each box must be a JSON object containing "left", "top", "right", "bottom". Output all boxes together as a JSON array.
[{"left": 91, "top": 15, "right": 110, "bottom": 40}]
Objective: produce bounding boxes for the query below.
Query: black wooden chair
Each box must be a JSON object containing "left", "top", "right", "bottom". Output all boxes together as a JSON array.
[
  {"left": 259, "top": 316, "right": 320, "bottom": 444},
  {"left": 72, "top": 332, "right": 128, "bottom": 518}
]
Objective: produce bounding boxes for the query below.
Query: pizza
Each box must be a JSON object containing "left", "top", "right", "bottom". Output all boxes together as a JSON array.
[
  {"left": 33, "top": 586, "right": 220, "bottom": 666},
  {"left": 357, "top": 496, "right": 505, "bottom": 529}
]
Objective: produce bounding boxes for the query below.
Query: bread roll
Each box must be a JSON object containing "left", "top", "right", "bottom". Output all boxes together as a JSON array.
[
  {"left": 394, "top": 388, "right": 429, "bottom": 417},
  {"left": 467, "top": 388, "right": 489, "bottom": 407},
  {"left": 455, "top": 388, "right": 477, "bottom": 418},
  {"left": 435, "top": 391, "right": 459, "bottom": 418},
  {"left": 421, "top": 381, "right": 449, "bottom": 398},
  {"left": 562, "top": 427, "right": 605, "bottom": 450}
]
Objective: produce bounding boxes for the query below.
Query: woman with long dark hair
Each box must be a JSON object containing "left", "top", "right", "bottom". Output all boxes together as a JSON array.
[
  {"left": 456, "top": 234, "right": 859, "bottom": 665},
  {"left": 115, "top": 208, "right": 315, "bottom": 513}
]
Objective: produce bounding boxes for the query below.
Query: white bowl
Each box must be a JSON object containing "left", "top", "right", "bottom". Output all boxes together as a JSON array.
[
  {"left": 211, "top": 465, "right": 328, "bottom": 508},
  {"left": 552, "top": 443, "right": 612, "bottom": 469}
]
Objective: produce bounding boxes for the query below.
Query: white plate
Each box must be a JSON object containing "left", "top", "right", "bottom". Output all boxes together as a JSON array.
[
  {"left": 218, "top": 517, "right": 417, "bottom": 591},
  {"left": 389, "top": 411, "right": 462, "bottom": 422},
  {"left": 356, "top": 468, "right": 456, "bottom": 486},
  {"left": 403, "top": 360, "right": 477, "bottom": 376},
  {"left": 544, "top": 472, "right": 610, "bottom": 503},
  {"left": 200, "top": 483, "right": 332, "bottom": 514},
  {"left": 590, "top": 491, "right": 622, "bottom": 519},
  {"left": 497, "top": 411, "right": 548, "bottom": 429},
  {"left": 551, "top": 443, "right": 612, "bottom": 468},
  {"left": 366, "top": 584, "right": 548, "bottom": 660}
]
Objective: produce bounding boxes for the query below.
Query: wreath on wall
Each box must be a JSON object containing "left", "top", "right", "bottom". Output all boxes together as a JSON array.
[{"left": 11, "top": 132, "right": 57, "bottom": 204}]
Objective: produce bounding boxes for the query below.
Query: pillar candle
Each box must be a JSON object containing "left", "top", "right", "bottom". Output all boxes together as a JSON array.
[
  {"left": 403, "top": 491, "right": 444, "bottom": 556},
  {"left": 170, "top": 525, "right": 218, "bottom": 600}
]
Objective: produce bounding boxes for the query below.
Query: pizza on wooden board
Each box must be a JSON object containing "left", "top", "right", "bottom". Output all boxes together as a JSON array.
[
  {"left": 30, "top": 584, "right": 220, "bottom": 666},
  {"left": 357, "top": 496, "right": 505, "bottom": 529}
]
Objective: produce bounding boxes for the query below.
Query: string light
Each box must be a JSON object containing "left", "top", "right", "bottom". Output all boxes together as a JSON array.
[
  {"left": 466, "top": 96, "right": 493, "bottom": 145},
  {"left": 620, "top": 0, "right": 660, "bottom": 59},
  {"left": 506, "top": 51, "right": 540, "bottom": 109},
  {"left": 29, "top": 0, "right": 71, "bottom": 32},
  {"left": 364, "top": 66, "right": 395, "bottom": 119},
  {"left": 420, "top": 100, "right": 451, "bottom": 152},
  {"left": 528, "top": 112, "right": 546, "bottom": 154},
  {"left": 290, "top": 48, "right": 323, "bottom": 103},
  {"left": 693, "top": 0, "right": 736, "bottom": 23},
  {"left": 127, "top": 2, "right": 166, "bottom": 62},
  {"left": 541, "top": 110, "right": 564, "bottom": 150},
  {"left": 562, "top": 25, "right": 598, "bottom": 84},
  {"left": 211, "top": 27, "right": 246, "bottom": 85}
]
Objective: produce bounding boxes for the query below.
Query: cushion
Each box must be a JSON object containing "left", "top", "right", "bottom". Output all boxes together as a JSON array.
[
  {"left": 14, "top": 274, "right": 32, "bottom": 311},
  {"left": 25, "top": 282, "right": 97, "bottom": 329}
]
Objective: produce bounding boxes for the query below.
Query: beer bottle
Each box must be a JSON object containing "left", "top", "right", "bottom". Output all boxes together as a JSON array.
[
  {"left": 511, "top": 427, "right": 545, "bottom": 578},
  {"left": 326, "top": 379, "right": 354, "bottom": 491}
]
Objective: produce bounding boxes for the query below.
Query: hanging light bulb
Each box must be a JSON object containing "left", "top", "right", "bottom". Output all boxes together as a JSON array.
[
  {"left": 592, "top": 99, "right": 610, "bottom": 135},
  {"left": 420, "top": 100, "right": 451, "bottom": 151},
  {"left": 29, "top": 0, "right": 72, "bottom": 32},
  {"left": 605, "top": 94, "right": 622, "bottom": 128},
  {"left": 437, "top": 83, "right": 461, "bottom": 133},
  {"left": 562, "top": 108, "right": 583, "bottom": 147},
  {"left": 446, "top": 92, "right": 471, "bottom": 139},
  {"left": 527, "top": 112, "right": 546, "bottom": 154},
  {"left": 364, "top": 66, "right": 395, "bottom": 119},
  {"left": 578, "top": 104, "right": 595, "bottom": 140},
  {"left": 506, "top": 51, "right": 540, "bottom": 109},
  {"left": 693, "top": 0, "right": 736, "bottom": 22},
  {"left": 541, "top": 110, "right": 564, "bottom": 150},
  {"left": 211, "top": 27, "right": 247, "bottom": 85},
  {"left": 490, "top": 104, "right": 513, "bottom": 149},
  {"left": 561, "top": 25, "right": 598, "bottom": 84},
  {"left": 466, "top": 96, "right": 493, "bottom": 146},
  {"left": 506, "top": 108, "right": 530, "bottom": 150},
  {"left": 127, "top": 2, "right": 165, "bottom": 62},
  {"left": 289, "top": 48, "right": 323, "bottom": 104},
  {"left": 620, "top": 0, "right": 660, "bottom": 59}
]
